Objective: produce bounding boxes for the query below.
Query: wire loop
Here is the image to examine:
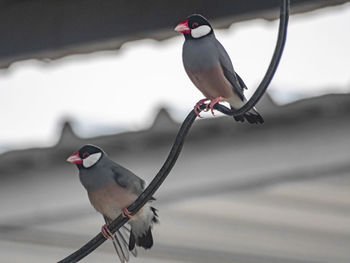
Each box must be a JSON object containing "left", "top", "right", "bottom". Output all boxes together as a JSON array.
[{"left": 58, "top": 1, "right": 289, "bottom": 262}]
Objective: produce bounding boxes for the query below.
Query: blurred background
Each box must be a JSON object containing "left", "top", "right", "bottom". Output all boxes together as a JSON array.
[{"left": 0, "top": 0, "right": 350, "bottom": 262}]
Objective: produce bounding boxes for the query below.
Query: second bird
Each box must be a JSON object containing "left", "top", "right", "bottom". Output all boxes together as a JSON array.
[
  {"left": 67, "top": 145, "right": 158, "bottom": 263},
  {"left": 175, "top": 14, "right": 264, "bottom": 124}
]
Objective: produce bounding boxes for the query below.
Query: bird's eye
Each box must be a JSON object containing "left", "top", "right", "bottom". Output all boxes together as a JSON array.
[
  {"left": 192, "top": 22, "right": 199, "bottom": 29},
  {"left": 82, "top": 152, "right": 90, "bottom": 158}
]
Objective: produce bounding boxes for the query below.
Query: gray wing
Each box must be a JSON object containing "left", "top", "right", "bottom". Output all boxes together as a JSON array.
[
  {"left": 214, "top": 38, "right": 246, "bottom": 100},
  {"left": 236, "top": 73, "right": 248, "bottom": 90},
  {"left": 110, "top": 163, "right": 145, "bottom": 195}
]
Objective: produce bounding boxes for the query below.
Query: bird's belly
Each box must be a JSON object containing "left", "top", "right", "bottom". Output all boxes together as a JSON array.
[
  {"left": 88, "top": 182, "right": 137, "bottom": 220},
  {"left": 186, "top": 66, "right": 235, "bottom": 100}
]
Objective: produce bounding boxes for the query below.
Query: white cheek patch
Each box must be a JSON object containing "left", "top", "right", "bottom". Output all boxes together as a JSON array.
[
  {"left": 83, "top": 152, "right": 102, "bottom": 168},
  {"left": 191, "top": 25, "right": 211, "bottom": 38}
]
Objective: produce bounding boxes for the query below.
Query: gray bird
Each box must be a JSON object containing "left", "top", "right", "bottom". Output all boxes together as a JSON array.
[
  {"left": 175, "top": 14, "right": 264, "bottom": 124},
  {"left": 67, "top": 144, "right": 158, "bottom": 263}
]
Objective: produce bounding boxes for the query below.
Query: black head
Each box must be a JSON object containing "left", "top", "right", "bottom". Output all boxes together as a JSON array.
[
  {"left": 175, "top": 14, "right": 213, "bottom": 40},
  {"left": 67, "top": 144, "right": 104, "bottom": 169}
]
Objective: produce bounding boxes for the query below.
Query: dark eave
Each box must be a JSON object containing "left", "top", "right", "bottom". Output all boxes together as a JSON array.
[{"left": 0, "top": 0, "right": 348, "bottom": 69}]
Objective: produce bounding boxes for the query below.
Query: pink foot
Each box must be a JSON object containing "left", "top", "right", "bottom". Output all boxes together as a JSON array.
[
  {"left": 194, "top": 98, "right": 209, "bottom": 118},
  {"left": 101, "top": 223, "right": 113, "bottom": 240},
  {"left": 121, "top": 207, "right": 134, "bottom": 219},
  {"left": 208, "top": 96, "right": 225, "bottom": 116}
]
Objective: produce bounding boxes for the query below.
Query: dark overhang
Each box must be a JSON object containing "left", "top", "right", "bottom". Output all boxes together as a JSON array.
[{"left": 0, "top": 0, "right": 348, "bottom": 68}]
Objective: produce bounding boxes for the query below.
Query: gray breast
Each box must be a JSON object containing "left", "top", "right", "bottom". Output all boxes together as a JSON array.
[
  {"left": 182, "top": 35, "right": 219, "bottom": 70},
  {"left": 79, "top": 159, "right": 114, "bottom": 192}
]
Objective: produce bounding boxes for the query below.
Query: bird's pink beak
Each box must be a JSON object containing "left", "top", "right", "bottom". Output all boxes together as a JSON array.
[
  {"left": 66, "top": 152, "right": 82, "bottom": 164},
  {"left": 175, "top": 19, "right": 190, "bottom": 34}
]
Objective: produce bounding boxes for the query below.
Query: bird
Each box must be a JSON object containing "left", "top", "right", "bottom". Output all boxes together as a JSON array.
[
  {"left": 175, "top": 14, "right": 264, "bottom": 124},
  {"left": 67, "top": 144, "right": 158, "bottom": 262}
]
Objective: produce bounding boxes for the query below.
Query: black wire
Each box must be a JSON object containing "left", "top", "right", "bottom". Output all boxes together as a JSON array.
[
  {"left": 215, "top": 0, "right": 289, "bottom": 116},
  {"left": 58, "top": 1, "right": 289, "bottom": 262}
]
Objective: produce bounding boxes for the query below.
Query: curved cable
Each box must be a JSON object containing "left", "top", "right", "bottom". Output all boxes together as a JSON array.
[
  {"left": 58, "top": 1, "right": 289, "bottom": 262},
  {"left": 216, "top": 0, "right": 289, "bottom": 115}
]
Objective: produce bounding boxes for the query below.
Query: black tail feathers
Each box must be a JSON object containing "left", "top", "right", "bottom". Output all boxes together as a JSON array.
[
  {"left": 128, "top": 206, "right": 159, "bottom": 251},
  {"left": 232, "top": 107, "right": 264, "bottom": 124},
  {"left": 150, "top": 206, "right": 159, "bottom": 223},
  {"left": 130, "top": 227, "right": 153, "bottom": 250},
  {"left": 128, "top": 231, "right": 136, "bottom": 251}
]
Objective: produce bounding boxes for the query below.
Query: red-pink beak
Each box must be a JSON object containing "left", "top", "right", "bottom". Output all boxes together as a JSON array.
[
  {"left": 66, "top": 152, "right": 82, "bottom": 164},
  {"left": 174, "top": 19, "right": 190, "bottom": 34}
]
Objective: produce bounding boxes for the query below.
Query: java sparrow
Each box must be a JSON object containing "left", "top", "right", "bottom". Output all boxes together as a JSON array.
[
  {"left": 67, "top": 144, "right": 158, "bottom": 262},
  {"left": 175, "top": 14, "right": 264, "bottom": 124}
]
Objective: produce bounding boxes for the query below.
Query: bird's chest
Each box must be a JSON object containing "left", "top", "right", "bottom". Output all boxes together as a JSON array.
[
  {"left": 185, "top": 67, "right": 234, "bottom": 99},
  {"left": 183, "top": 41, "right": 234, "bottom": 99},
  {"left": 88, "top": 182, "right": 137, "bottom": 219},
  {"left": 183, "top": 41, "right": 217, "bottom": 70}
]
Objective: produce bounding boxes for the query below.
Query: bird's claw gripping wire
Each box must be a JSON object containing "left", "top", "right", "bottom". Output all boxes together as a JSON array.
[
  {"left": 101, "top": 224, "right": 113, "bottom": 240},
  {"left": 121, "top": 208, "right": 134, "bottom": 219},
  {"left": 194, "top": 97, "right": 225, "bottom": 117},
  {"left": 208, "top": 96, "right": 224, "bottom": 116},
  {"left": 194, "top": 98, "right": 210, "bottom": 118}
]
